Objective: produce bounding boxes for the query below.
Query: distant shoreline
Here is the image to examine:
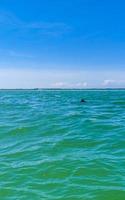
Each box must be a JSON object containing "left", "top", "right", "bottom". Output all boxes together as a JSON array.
[{"left": 0, "top": 88, "right": 125, "bottom": 90}]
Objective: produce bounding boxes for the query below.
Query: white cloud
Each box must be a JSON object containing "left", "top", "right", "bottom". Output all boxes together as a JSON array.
[
  {"left": 52, "top": 81, "right": 88, "bottom": 88},
  {"left": 103, "top": 79, "right": 125, "bottom": 87},
  {"left": 103, "top": 79, "right": 116, "bottom": 86},
  {"left": 0, "top": 67, "right": 125, "bottom": 89},
  {"left": 52, "top": 82, "right": 68, "bottom": 88},
  {"left": 75, "top": 82, "right": 88, "bottom": 88}
]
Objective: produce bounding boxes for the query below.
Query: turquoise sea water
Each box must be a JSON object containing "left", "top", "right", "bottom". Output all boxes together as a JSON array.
[{"left": 0, "top": 89, "right": 125, "bottom": 200}]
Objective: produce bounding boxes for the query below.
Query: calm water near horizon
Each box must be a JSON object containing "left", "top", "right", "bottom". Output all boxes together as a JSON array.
[{"left": 0, "top": 89, "right": 125, "bottom": 200}]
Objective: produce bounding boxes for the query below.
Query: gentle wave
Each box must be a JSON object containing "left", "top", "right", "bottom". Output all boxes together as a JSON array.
[{"left": 0, "top": 90, "right": 125, "bottom": 199}]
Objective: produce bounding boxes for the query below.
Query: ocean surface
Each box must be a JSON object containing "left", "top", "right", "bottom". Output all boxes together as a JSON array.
[{"left": 0, "top": 89, "right": 125, "bottom": 200}]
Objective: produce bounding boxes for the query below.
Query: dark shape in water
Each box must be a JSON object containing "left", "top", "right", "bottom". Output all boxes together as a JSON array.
[{"left": 80, "top": 99, "right": 86, "bottom": 103}]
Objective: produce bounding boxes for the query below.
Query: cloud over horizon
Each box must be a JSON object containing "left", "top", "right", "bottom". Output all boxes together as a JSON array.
[
  {"left": 52, "top": 81, "right": 88, "bottom": 88},
  {"left": 103, "top": 79, "right": 125, "bottom": 87}
]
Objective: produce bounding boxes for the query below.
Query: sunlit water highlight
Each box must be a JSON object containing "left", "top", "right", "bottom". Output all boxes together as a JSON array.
[{"left": 0, "top": 90, "right": 125, "bottom": 200}]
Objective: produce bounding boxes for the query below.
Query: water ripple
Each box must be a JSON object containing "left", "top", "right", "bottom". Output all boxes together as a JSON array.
[{"left": 0, "top": 90, "right": 125, "bottom": 199}]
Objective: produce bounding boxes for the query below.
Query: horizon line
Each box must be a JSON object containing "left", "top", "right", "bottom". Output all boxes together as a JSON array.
[{"left": 0, "top": 88, "right": 125, "bottom": 90}]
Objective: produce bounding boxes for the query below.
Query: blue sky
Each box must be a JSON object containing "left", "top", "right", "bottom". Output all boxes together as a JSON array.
[{"left": 0, "top": 0, "right": 125, "bottom": 88}]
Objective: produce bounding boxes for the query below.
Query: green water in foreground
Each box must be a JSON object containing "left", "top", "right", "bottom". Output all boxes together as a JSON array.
[{"left": 0, "top": 90, "right": 125, "bottom": 200}]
